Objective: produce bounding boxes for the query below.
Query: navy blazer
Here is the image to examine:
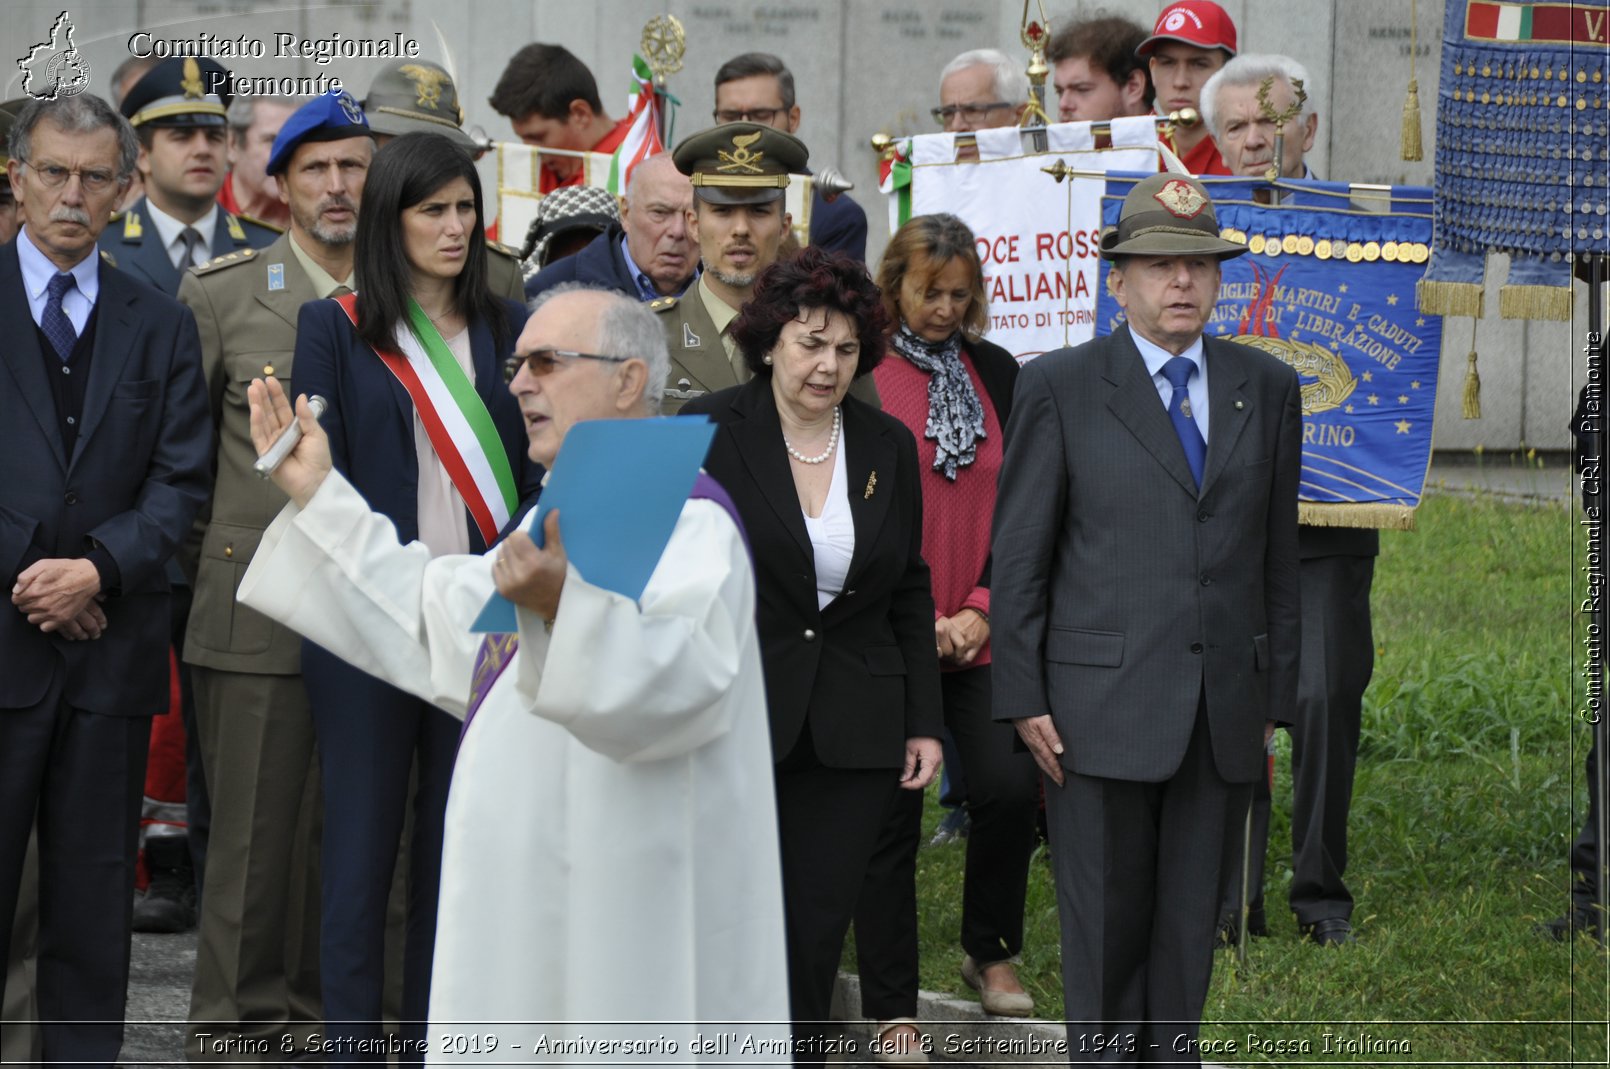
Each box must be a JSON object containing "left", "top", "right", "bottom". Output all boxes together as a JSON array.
[
  {"left": 290, "top": 297, "right": 542, "bottom": 553},
  {"left": 684, "top": 378, "right": 943, "bottom": 768},
  {"left": 97, "top": 196, "right": 278, "bottom": 296},
  {"left": 0, "top": 239, "right": 213, "bottom": 714}
]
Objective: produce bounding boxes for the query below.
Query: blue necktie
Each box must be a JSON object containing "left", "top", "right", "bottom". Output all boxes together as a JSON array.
[
  {"left": 42, "top": 273, "right": 78, "bottom": 362},
  {"left": 1161, "top": 356, "right": 1206, "bottom": 489}
]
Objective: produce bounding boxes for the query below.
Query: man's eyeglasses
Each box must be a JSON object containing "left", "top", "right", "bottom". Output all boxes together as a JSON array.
[
  {"left": 504, "top": 348, "right": 629, "bottom": 384},
  {"left": 23, "top": 161, "right": 119, "bottom": 194},
  {"left": 713, "top": 107, "right": 787, "bottom": 125},
  {"left": 930, "top": 101, "right": 1015, "bottom": 126}
]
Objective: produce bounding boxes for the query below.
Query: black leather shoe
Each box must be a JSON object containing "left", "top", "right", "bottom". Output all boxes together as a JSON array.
[
  {"left": 1300, "top": 917, "right": 1355, "bottom": 947},
  {"left": 1538, "top": 907, "right": 1601, "bottom": 941}
]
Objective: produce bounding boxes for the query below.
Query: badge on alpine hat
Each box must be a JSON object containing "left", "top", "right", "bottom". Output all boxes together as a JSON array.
[{"left": 1099, "top": 173, "right": 1246, "bottom": 260}]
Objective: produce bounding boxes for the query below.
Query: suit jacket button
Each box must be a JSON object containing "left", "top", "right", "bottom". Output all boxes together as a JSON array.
[
  {"left": 1199, "top": 575, "right": 1212, "bottom": 586},
  {"left": 803, "top": 629, "right": 817, "bottom": 642},
  {"left": 64, "top": 492, "right": 78, "bottom": 505},
  {"left": 1197, "top": 510, "right": 1210, "bottom": 522},
  {"left": 1190, "top": 642, "right": 1203, "bottom": 654}
]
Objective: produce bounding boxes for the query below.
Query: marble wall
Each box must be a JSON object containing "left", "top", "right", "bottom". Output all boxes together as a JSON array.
[{"left": 2, "top": 0, "right": 1589, "bottom": 448}]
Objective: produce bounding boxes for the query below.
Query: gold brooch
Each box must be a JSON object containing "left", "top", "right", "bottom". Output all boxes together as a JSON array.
[{"left": 864, "top": 471, "right": 877, "bottom": 500}]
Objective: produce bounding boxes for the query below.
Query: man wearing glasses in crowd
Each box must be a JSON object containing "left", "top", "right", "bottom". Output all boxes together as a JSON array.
[
  {"left": 711, "top": 52, "right": 869, "bottom": 262},
  {"left": 934, "top": 49, "right": 1029, "bottom": 161}
]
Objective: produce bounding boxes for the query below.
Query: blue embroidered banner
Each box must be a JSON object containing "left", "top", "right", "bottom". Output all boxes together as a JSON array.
[
  {"left": 1420, "top": 0, "right": 1608, "bottom": 321},
  {"left": 1096, "top": 175, "right": 1444, "bottom": 529}
]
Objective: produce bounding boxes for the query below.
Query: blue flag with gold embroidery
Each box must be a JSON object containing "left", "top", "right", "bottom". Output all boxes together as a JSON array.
[
  {"left": 1421, "top": 0, "right": 1608, "bottom": 321},
  {"left": 1096, "top": 175, "right": 1444, "bottom": 530}
]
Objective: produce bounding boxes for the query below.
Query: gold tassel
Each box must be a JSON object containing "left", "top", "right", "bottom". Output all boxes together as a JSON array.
[
  {"left": 1402, "top": 0, "right": 1424, "bottom": 161},
  {"left": 1401, "top": 79, "right": 1424, "bottom": 161},
  {"left": 1417, "top": 278, "right": 1485, "bottom": 318},
  {"left": 1499, "top": 283, "right": 1575, "bottom": 321},
  {"left": 1298, "top": 502, "right": 1418, "bottom": 530},
  {"left": 1462, "top": 325, "right": 1481, "bottom": 419}
]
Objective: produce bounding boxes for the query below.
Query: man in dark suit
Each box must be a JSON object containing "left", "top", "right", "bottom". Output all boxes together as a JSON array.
[
  {"left": 98, "top": 56, "right": 279, "bottom": 296},
  {"left": 991, "top": 173, "right": 1301, "bottom": 1063},
  {"left": 0, "top": 92, "right": 212, "bottom": 1065}
]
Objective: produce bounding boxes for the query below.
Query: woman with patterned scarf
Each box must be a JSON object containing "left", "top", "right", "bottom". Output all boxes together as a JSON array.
[{"left": 859, "top": 214, "right": 1041, "bottom": 1046}]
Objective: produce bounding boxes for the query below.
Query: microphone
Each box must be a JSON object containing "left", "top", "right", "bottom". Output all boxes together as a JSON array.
[{"left": 253, "top": 394, "right": 327, "bottom": 478}]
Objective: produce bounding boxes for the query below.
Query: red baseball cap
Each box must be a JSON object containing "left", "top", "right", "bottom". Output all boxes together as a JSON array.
[{"left": 1136, "top": 1, "right": 1238, "bottom": 57}]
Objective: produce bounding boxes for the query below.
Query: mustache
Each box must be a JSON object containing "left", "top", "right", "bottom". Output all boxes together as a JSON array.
[
  {"left": 50, "top": 206, "right": 91, "bottom": 226},
  {"left": 317, "top": 194, "right": 356, "bottom": 214}
]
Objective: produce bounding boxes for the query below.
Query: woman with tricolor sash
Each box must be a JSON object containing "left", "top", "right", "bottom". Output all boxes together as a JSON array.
[{"left": 290, "top": 132, "right": 541, "bottom": 1064}]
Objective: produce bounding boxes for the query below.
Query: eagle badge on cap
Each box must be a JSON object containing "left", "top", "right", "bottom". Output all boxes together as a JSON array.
[
  {"left": 181, "top": 57, "right": 204, "bottom": 100},
  {"left": 717, "top": 131, "right": 766, "bottom": 174},
  {"left": 1154, "top": 179, "right": 1207, "bottom": 219},
  {"left": 399, "top": 64, "right": 448, "bottom": 110}
]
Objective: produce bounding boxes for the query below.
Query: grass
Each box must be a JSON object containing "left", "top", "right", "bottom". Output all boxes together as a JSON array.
[{"left": 855, "top": 489, "right": 1607, "bottom": 1064}]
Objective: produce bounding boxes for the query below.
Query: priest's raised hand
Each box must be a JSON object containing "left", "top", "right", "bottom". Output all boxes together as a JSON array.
[{"left": 246, "top": 376, "right": 332, "bottom": 508}]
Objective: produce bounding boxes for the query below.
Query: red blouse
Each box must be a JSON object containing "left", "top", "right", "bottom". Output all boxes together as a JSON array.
[{"left": 874, "top": 347, "right": 1003, "bottom": 669}]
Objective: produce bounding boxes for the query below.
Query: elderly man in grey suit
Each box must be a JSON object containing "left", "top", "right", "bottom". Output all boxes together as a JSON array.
[{"left": 990, "top": 172, "right": 1301, "bottom": 1064}]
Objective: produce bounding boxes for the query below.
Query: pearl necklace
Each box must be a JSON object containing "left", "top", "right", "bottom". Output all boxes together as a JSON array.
[{"left": 784, "top": 406, "right": 841, "bottom": 465}]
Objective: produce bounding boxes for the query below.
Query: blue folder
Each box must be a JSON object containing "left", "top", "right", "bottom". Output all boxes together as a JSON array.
[{"left": 470, "top": 416, "right": 716, "bottom": 633}]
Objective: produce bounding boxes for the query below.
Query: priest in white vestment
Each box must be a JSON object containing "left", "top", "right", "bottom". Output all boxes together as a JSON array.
[{"left": 237, "top": 287, "right": 790, "bottom": 1065}]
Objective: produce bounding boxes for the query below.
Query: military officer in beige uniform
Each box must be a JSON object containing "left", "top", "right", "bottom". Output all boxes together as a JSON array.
[
  {"left": 361, "top": 58, "right": 526, "bottom": 302},
  {"left": 657, "top": 123, "right": 877, "bottom": 412},
  {"left": 175, "top": 92, "right": 376, "bottom": 1061}
]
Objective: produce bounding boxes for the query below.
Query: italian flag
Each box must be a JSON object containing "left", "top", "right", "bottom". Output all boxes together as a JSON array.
[
  {"left": 607, "top": 55, "right": 665, "bottom": 195},
  {"left": 1464, "top": 1, "right": 1607, "bottom": 44},
  {"left": 878, "top": 137, "right": 913, "bottom": 232}
]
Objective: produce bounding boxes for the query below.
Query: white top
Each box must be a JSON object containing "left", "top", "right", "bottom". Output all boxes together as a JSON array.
[
  {"left": 238, "top": 469, "right": 790, "bottom": 1061},
  {"left": 1130, "top": 324, "right": 1210, "bottom": 441},
  {"left": 802, "top": 425, "right": 855, "bottom": 612},
  {"left": 413, "top": 326, "right": 473, "bottom": 556}
]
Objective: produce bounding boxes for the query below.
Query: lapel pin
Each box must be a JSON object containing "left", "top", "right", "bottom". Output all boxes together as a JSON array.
[
  {"left": 1234, "top": 400, "right": 1245, "bottom": 410},
  {"left": 864, "top": 471, "right": 877, "bottom": 500}
]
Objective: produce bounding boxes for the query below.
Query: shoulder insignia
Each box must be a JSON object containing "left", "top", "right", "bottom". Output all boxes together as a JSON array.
[
  {"left": 650, "top": 296, "right": 679, "bottom": 312},
  {"left": 192, "top": 247, "right": 256, "bottom": 276},
  {"left": 120, "top": 209, "right": 144, "bottom": 242},
  {"left": 486, "top": 239, "right": 520, "bottom": 259},
  {"left": 226, "top": 213, "right": 248, "bottom": 242},
  {"left": 235, "top": 211, "right": 284, "bottom": 235}
]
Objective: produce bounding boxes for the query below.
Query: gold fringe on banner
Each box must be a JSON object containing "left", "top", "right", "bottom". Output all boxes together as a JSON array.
[
  {"left": 1417, "top": 277, "right": 1485, "bottom": 318},
  {"left": 1299, "top": 502, "right": 1418, "bottom": 530},
  {"left": 1499, "top": 283, "right": 1575, "bottom": 321},
  {"left": 1401, "top": 79, "right": 1424, "bottom": 161},
  {"left": 1462, "top": 345, "right": 1482, "bottom": 420}
]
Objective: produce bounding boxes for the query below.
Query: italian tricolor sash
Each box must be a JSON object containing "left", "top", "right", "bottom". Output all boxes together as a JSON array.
[{"left": 334, "top": 293, "right": 518, "bottom": 546}]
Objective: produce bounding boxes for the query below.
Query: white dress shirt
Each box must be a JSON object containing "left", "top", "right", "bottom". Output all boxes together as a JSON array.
[{"left": 16, "top": 225, "right": 98, "bottom": 333}]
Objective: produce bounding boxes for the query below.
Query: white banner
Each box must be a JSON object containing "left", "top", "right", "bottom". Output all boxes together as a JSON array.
[{"left": 906, "top": 118, "right": 1160, "bottom": 362}]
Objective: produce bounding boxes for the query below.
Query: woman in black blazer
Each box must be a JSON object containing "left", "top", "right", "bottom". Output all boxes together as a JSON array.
[
  {"left": 683, "top": 247, "right": 943, "bottom": 1064},
  {"left": 290, "top": 133, "right": 539, "bottom": 1065}
]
